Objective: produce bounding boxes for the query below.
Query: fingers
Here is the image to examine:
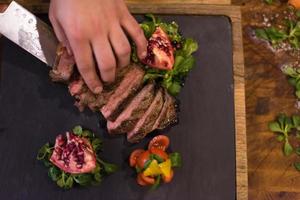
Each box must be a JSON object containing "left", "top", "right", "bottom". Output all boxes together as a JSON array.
[
  {"left": 68, "top": 36, "right": 103, "bottom": 94},
  {"left": 109, "top": 26, "right": 131, "bottom": 68},
  {"left": 92, "top": 37, "right": 116, "bottom": 83},
  {"left": 121, "top": 14, "right": 148, "bottom": 60},
  {"left": 49, "top": 16, "right": 72, "bottom": 55}
]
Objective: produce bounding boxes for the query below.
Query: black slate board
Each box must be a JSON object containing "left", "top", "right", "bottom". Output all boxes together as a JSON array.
[{"left": 0, "top": 15, "right": 235, "bottom": 200}]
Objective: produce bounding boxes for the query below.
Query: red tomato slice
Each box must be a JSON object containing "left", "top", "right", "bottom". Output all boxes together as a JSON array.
[
  {"left": 129, "top": 149, "right": 145, "bottom": 167},
  {"left": 137, "top": 150, "right": 151, "bottom": 169},
  {"left": 140, "top": 173, "right": 155, "bottom": 185},
  {"left": 162, "top": 169, "right": 174, "bottom": 183},
  {"left": 150, "top": 148, "right": 169, "bottom": 161},
  {"left": 148, "top": 135, "right": 170, "bottom": 151},
  {"left": 137, "top": 173, "right": 148, "bottom": 186}
]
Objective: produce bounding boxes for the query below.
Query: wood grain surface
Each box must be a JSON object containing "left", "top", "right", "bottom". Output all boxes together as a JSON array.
[
  {"left": 235, "top": 0, "right": 300, "bottom": 200},
  {"left": 0, "top": 0, "right": 231, "bottom": 6},
  {"left": 0, "top": 1, "right": 247, "bottom": 200}
]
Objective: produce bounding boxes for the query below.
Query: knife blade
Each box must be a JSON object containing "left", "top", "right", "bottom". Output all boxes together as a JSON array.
[{"left": 0, "top": 1, "right": 58, "bottom": 66}]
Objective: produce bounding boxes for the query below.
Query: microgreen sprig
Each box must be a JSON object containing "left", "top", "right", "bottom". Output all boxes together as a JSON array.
[{"left": 269, "top": 114, "right": 294, "bottom": 155}]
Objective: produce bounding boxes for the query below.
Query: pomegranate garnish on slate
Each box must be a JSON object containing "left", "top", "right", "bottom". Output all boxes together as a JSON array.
[{"left": 142, "top": 27, "right": 175, "bottom": 70}]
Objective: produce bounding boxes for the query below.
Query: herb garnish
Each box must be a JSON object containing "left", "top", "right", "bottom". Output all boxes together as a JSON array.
[
  {"left": 281, "top": 65, "right": 300, "bottom": 99},
  {"left": 255, "top": 19, "right": 300, "bottom": 49},
  {"left": 269, "top": 114, "right": 294, "bottom": 155},
  {"left": 132, "top": 14, "right": 198, "bottom": 96},
  {"left": 269, "top": 114, "right": 300, "bottom": 171},
  {"left": 37, "top": 126, "right": 118, "bottom": 189}
]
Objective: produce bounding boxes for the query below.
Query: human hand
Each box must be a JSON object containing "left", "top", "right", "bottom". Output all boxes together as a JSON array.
[{"left": 49, "top": 0, "right": 147, "bottom": 93}]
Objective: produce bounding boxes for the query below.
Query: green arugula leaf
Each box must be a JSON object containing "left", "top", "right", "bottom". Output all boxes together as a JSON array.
[
  {"left": 48, "top": 166, "right": 61, "bottom": 181},
  {"left": 269, "top": 121, "right": 284, "bottom": 133},
  {"left": 295, "top": 162, "right": 300, "bottom": 171},
  {"left": 73, "top": 174, "right": 93, "bottom": 186},
  {"left": 180, "top": 38, "right": 199, "bottom": 57},
  {"left": 73, "top": 125, "right": 83, "bottom": 135},
  {"left": 82, "top": 130, "right": 94, "bottom": 138},
  {"left": 65, "top": 175, "right": 74, "bottom": 189},
  {"left": 37, "top": 143, "right": 52, "bottom": 161},
  {"left": 264, "top": 0, "right": 273, "bottom": 4},
  {"left": 282, "top": 65, "right": 300, "bottom": 100},
  {"left": 255, "top": 18, "right": 300, "bottom": 50},
  {"left": 296, "top": 147, "right": 300, "bottom": 156},
  {"left": 296, "top": 11, "right": 300, "bottom": 18},
  {"left": 169, "top": 152, "right": 182, "bottom": 168},
  {"left": 296, "top": 90, "right": 300, "bottom": 98},
  {"left": 92, "top": 138, "right": 103, "bottom": 153},
  {"left": 284, "top": 139, "right": 293, "bottom": 156},
  {"left": 255, "top": 29, "right": 269, "bottom": 40},
  {"left": 293, "top": 115, "right": 300, "bottom": 129},
  {"left": 97, "top": 158, "right": 118, "bottom": 174},
  {"left": 56, "top": 172, "right": 71, "bottom": 189},
  {"left": 276, "top": 134, "right": 285, "bottom": 142},
  {"left": 143, "top": 159, "right": 152, "bottom": 170},
  {"left": 141, "top": 22, "right": 156, "bottom": 38},
  {"left": 173, "top": 55, "right": 196, "bottom": 76},
  {"left": 93, "top": 172, "right": 102, "bottom": 184},
  {"left": 150, "top": 175, "right": 161, "bottom": 190},
  {"left": 151, "top": 154, "right": 164, "bottom": 163}
]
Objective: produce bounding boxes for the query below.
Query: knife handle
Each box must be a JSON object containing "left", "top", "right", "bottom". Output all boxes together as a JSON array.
[{"left": 0, "top": 4, "right": 8, "bottom": 13}]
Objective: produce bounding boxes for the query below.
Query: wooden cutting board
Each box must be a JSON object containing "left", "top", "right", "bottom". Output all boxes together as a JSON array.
[{"left": 0, "top": 2, "right": 247, "bottom": 200}]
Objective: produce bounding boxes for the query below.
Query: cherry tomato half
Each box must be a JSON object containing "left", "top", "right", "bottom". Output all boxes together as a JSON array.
[
  {"left": 137, "top": 150, "right": 151, "bottom": 169},
  {"left": 148, "top": 135, "right": 170, "bottom": 151},
  {"left": 140, "top": 173, "right": 155, "bottom": 185},
  {"left": 137, "top": 173, "right": 148, "bottom": 186},
  {"left": 129, "top": 149, "right": 144, "bottom": 167}
]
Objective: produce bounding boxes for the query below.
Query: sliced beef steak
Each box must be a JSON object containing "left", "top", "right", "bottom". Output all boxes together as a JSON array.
[
  {"left": 107, "top": 83, "right": 155, "bottom": 134},
  {"left": 50, "top": 44, "right": 75, "bottom": 83},
  {"left": 127, "top": 88, "right": 164, "bottom": 143},
  {"left": 156, "top": 89, "right": 178, "bottom": 130},
  {"left": 101, "top": 64, "right": 145, "bottom": 120},
  {"left": 69, "top": 65, "right": 133, "bottom": 112}
]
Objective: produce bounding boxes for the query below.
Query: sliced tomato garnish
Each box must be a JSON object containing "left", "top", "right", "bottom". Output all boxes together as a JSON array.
[
  {"left": 137, "top": 150, "right": 151, "bottom": 169},
  {"left": 148, "top": 135, "right": 170, "bottom": 151},
  {"left": 140, "top": 173, "right": 155, "bottom": 185},
  {"left": 137, "top": 173, "right": 148, "bottom": 186},
  {"left": 129, "top": 149, "right": 145, "bottom": 167}
]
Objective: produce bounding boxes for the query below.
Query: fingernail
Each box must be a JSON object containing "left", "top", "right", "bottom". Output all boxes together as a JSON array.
[{"left": 94, "top": 86, "right": 102, "bottom": 94}]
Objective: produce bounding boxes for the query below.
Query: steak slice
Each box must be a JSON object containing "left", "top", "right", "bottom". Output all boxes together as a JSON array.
[
  {"left": 127, "top": 88, "right": 164, "bottom": 143},
  {"left": 50, "top": 44, "right": 75, "bottom": 83},
  {"left": 101, "top": 64, "right": 145, "bottom": 120},
  {"left": 157, "top": 90, "right": 177, "bottom": 130},
  {"left": 107, "top": 83, "right": 155, "bottom": 134},
  {"left": 69, "top": 65, "right": 133, "bottom": 112},
  {"left": 156, "top": 89, "right": 177, "bottom": 130}
]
